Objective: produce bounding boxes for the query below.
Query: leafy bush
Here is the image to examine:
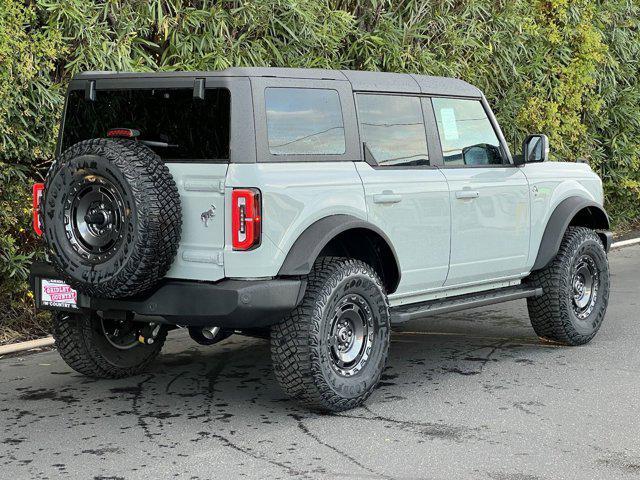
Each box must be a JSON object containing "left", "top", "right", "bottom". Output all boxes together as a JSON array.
[{"left": 1, "top": 0, "right": 639, "bottom": 341}]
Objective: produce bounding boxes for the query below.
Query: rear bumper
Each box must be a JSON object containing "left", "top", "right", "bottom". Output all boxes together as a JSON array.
[{"left": 29, "top": 262, "right": 305, "bottom": 328}]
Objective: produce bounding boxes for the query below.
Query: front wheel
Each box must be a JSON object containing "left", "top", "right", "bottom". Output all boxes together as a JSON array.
[
  {"left": 271, "top": 257, "right": 390, "bottom": 412},
  {"left": 526, "top": 227, "right": 610, "bottom": 345},
  {"left": 52, "top": 312, "right": 167, "bottom": 378}
]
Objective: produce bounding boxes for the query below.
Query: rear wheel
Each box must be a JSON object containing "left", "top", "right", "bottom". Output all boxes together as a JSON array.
[
  {"left": 526, "top": 227, "right": 610, "bottom": 345},
  {"left": 271, "top": 257, "right": 390, "bottom": 412},
  {"left": 52, "top": 312, "right": 167, "bottom": 378}
]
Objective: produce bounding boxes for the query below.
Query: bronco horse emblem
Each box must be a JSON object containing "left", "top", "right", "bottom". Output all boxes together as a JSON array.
[{"left": 200, "top": 205, "right": 216, "bottom": 227}]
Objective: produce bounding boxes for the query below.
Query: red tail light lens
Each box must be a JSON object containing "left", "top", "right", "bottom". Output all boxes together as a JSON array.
[
  {"left": 231, "top": 188, "right": 261, "bottom": 251},
  {"left": 33, "top": 183, "right": 44, "bottom": 236},
  {"left": 107, "top": 128, "right": 140, "bottom": 138}
]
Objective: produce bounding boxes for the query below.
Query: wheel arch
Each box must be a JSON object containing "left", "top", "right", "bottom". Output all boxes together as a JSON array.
[
  {"left": 532, "top": 196, "right": 611, "bottom": 271},
  {"left": 277, "top": 215, "right": 401, "bottom": 293}
]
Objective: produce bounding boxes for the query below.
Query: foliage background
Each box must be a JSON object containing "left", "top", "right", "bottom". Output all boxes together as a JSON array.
[{"left": 1, "top": 0, "right": 639, "bottom": 342}]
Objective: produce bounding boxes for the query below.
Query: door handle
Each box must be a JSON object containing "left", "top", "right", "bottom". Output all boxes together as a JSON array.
[
  {"left": 455, "top": 190, "right": 480, "bottom": 200},
  {"left": 373, "top": 191, "right": 402, "bottom": 204}
]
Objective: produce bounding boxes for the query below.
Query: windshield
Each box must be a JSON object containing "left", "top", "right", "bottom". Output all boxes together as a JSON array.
[{"left": 61, "top": 87, "right": 230, "bottom": 161}]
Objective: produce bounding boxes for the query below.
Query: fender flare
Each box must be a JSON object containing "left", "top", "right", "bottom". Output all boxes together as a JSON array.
[
  {"left": 277, "top": 214, "right": 401, "bottom": 288},
  {"left": 532, "top": 196, "right": 610, "bottom": 271}
]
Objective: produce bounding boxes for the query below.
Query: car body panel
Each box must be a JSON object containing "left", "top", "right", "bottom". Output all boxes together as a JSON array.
[
  {"left": 355, "top": 163, "right": 451, "bottom": 295},
  {"left": 223, "top": 162, "right": 367, "bottom": 278},
  {"left": 520, "top": 161, "right": 602, "bottom": 270},
  {"left": 165, "top": 163, "right": 228, "bottom": 282},
  {"left": 441, "top": 166, "right": 531, "bottom": 285}
]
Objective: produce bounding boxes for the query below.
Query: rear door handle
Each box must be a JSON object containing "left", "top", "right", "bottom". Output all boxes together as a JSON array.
[
  {"left": 373, "top": 191, "right": 402, "bottom": 204},
  {"left": 455, "top": 190, "right": 480, "bottom": 200}
]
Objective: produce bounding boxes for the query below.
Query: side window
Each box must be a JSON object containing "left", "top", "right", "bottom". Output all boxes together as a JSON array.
[
  {"left": 265, "top": 88, "right": 345, "bottom": 155},
  {"left": 356, "top": 94, "right": 429, "bottom": 167},
  {"left": 432, "top": 98, "right": 505, "bottom": 166}
]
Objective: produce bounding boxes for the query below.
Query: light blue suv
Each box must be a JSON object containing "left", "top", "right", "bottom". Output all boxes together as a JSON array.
[{"left": 31, "top": 68, "right": 612, "bottom": 411}]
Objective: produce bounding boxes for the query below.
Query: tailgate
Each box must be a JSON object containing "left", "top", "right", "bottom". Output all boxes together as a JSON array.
[{"left": 165, "top": 163, "right": 228, "bottom": 282}]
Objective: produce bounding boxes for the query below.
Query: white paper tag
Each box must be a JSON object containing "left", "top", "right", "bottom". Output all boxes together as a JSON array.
[{"left": 440, "top": 108, "right": 459, "bottom": 141}]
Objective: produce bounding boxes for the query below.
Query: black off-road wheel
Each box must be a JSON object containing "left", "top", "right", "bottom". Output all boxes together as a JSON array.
[
  {"left": 42, "top": 138, "right": 181, "bottom": 298},
  {"left": 526, "top": 227, "right": 610, "bottom": 345},
  {"left": 271, "top": 257, "right": 390, "bottom": 412},
  {"left": 52, "top": 312, "right": 167, "bottom": 378}
]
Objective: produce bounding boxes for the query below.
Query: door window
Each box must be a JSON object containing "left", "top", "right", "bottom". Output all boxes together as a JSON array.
[
  {"left": 356, "top": 94, "right": 429, "bottom": 167},
  {"left": 265, "top": 88, "right": 345, "bottom": 155},
  {"left": 432, "top": 98, "right": 505, "bottom": 166}
]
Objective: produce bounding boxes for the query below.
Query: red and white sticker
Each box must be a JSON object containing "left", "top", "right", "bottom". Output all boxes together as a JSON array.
[{"left": 40, "top": 279, "right": 78, "bottom": 309}]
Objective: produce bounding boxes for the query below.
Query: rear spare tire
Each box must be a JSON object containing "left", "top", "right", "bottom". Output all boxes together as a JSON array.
[{"left": 42, "top": 139, "right": 181, "bottom": 298}]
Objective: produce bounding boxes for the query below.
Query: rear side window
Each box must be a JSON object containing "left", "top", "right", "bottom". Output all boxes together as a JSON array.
[
  {"left": 432, "top": 98, "right": 505, "bottom": 166},
  {"left": 62, "top": 88, "right": 230, "bottom": 161},
  {"left": 265, "top": 88, "right": 345, "bottom": 155},
  {"left": 356, "top": 94, "right": 429, "bottom": 167}
]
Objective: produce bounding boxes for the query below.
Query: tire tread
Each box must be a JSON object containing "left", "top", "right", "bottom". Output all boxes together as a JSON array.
[
  {"left": 271, "top": 257, "right": 390, "bottom": 412},
  {"left": 43, "top": 139, "right": 181, "bottom": 298},
  {"left": 526, "top": 226, "right": 610, "bottom": 346},
  {"left": 52, "top": 312, "right": 166, "bottom": 378}
]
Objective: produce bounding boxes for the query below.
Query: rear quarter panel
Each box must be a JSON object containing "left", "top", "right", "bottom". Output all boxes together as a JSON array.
[
  {"left": 223, "top": 162, "right": 367, "bottom": 278},
  {"left": 521, "top": 161, "right": 604, "bottom": 271}
]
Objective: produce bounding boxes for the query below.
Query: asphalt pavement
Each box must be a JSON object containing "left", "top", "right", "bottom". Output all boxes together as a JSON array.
[{"left": 1, "top": 245, "right": 639, "bottom": 480}]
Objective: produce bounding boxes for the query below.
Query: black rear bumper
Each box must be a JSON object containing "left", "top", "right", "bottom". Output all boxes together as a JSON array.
[{"left": 30, "top": 262, "right": 305, "bottom": 328}]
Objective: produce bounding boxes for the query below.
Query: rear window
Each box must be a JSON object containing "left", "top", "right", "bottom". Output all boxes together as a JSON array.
[
  {"left": 62, "top": 88, "right": 230, "bottom": 161},
  {"left": 265, "top": 88, "right": 345, "bottom": 155}
]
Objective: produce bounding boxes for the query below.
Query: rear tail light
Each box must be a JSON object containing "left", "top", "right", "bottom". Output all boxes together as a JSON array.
[
  {"left": 231, "top": 188, "right": 261, "bottom": 251},
  {"left": 33, "top": 183, "right": 44, "bottom": 236}
]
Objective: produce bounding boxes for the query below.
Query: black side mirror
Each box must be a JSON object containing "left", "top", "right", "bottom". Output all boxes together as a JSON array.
[
  {"left": 517, "top": 134, "right": 549, "bottom": 165},
  {"left": 462, "top": 143, "right": 504, "bottom": 165}
]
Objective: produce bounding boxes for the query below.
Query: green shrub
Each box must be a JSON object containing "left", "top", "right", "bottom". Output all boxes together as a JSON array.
[{"left": 1, "top": 0, "right": 639, "bottom": 340}]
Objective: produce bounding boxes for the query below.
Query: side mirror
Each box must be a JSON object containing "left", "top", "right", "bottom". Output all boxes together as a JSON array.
[
  {"left": 517, "top": 134, "right": 549, "bottom": 165},
  {"left": 462, "top": 143, "right": 503, "bottom": 165}
]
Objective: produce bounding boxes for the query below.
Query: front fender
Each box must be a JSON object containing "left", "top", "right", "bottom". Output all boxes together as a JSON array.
[{"left": 532, "top": 196, "right": 610, "bottom": 271}]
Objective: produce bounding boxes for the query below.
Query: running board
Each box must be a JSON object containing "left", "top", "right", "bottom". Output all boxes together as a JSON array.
[{"left": 390, "top": 285, "right": 543, "bottom": 324}]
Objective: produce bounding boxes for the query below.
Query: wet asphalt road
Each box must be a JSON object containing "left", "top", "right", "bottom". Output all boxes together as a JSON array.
[{"left": 1, "top": 245, "right": 639, "bottom": 480}]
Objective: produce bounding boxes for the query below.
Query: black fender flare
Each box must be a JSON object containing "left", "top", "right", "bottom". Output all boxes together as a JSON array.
[
  {"left": 532, "top": 196, "right": 610, "bottom": 271},
  {"left": 277, "top": 214, "right": 401, "bottom": 290}
]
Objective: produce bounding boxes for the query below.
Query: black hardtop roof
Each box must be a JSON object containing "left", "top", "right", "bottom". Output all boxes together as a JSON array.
[{"left": 75, "top": 67, "right": 482, "bottom": 97}]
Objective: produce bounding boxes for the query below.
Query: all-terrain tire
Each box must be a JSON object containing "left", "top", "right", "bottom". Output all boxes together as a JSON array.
[
  {"left": 271, "top": 257, "right": 390, "bottom": 412},
  {"left": 526, "top": 227, "right": 610, "bottom": 345},
  {"left": 52, "top": 312, "right": 167, "bottom": 378},
  {"left": 43, "top": 138, "right": 181, "bottom": 298}
]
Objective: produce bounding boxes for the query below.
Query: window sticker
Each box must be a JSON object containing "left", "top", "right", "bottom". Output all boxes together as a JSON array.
[{"left": 440, "top": 107, "right": 459, "bottom": 141}]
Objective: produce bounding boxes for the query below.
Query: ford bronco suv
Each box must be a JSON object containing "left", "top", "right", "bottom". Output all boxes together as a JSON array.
[{"left": 30, "top": 68, "right": 612, "bottom": 412}]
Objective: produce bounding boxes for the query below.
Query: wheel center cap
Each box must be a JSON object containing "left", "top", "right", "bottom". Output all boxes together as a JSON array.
[
  {"left": 337, "top": 325, "right": 352, "bottom": 346},
  {"left": 85, "top": 208, "right": 111, "bottom": 227}
]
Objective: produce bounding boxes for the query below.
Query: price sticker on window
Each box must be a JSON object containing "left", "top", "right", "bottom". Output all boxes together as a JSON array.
[{"left": 440, "top": 107, "right": 459, "bottom": 141}]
